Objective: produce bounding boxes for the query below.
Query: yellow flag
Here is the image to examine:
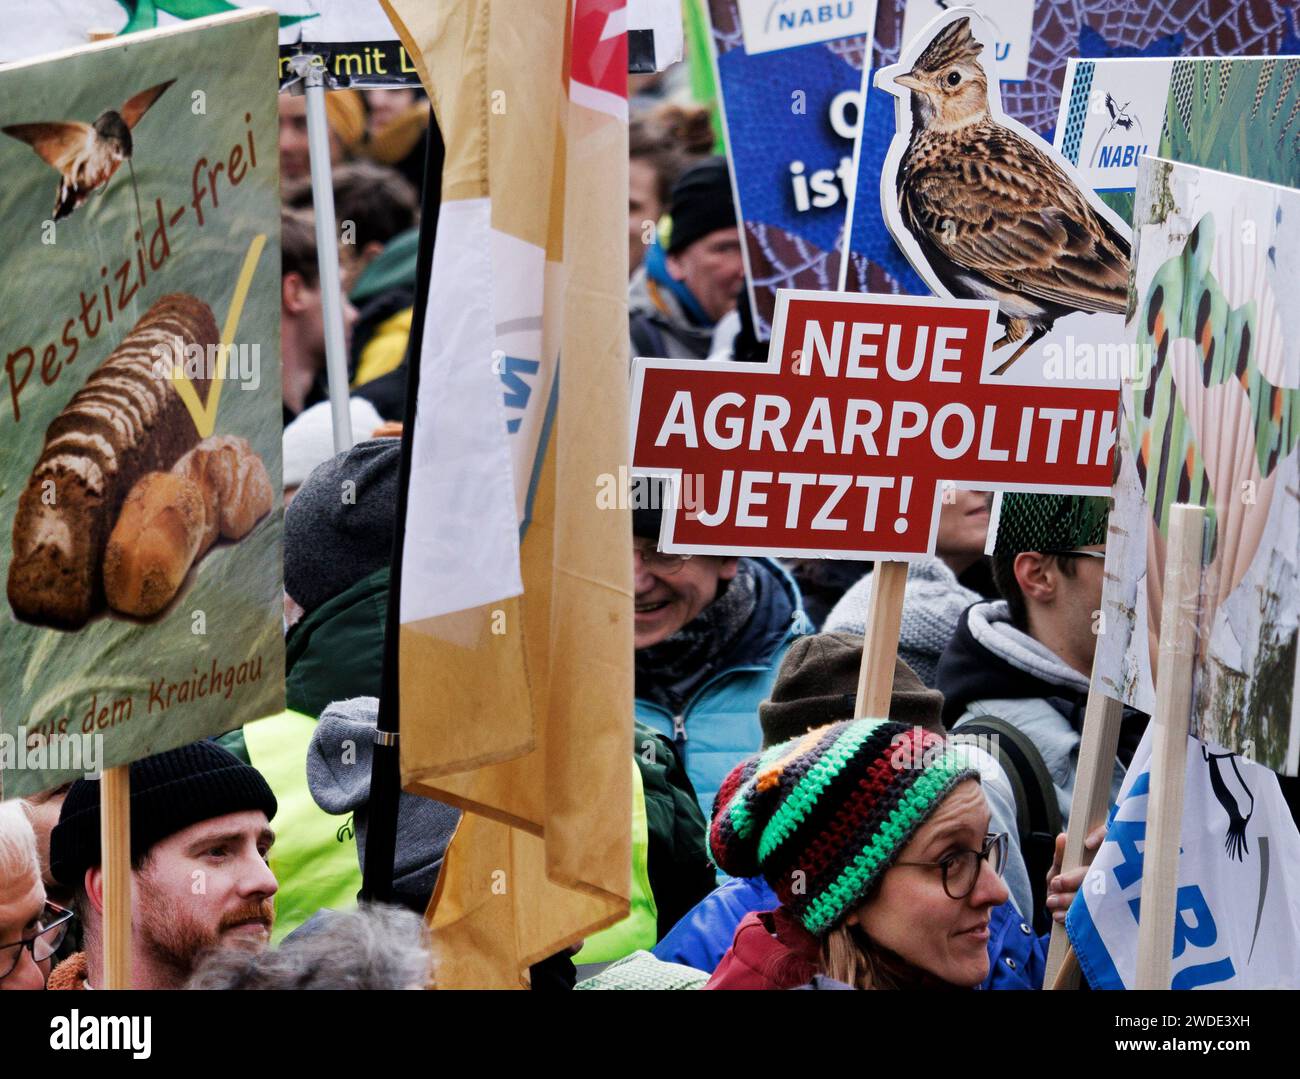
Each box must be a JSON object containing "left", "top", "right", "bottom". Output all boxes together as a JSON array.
[{"left": 380, "top": 0, "right": 632, "bottom": 987}]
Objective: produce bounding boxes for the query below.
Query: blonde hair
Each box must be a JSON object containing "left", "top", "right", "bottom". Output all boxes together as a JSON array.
[{"left": 820, "top": 921, "right": 928, "bottom": 990}]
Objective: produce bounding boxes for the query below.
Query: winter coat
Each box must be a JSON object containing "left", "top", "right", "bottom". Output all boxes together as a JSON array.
[
  {"left": 660, "top": 864, "right": 1044, "bottom": 988},
  {"left": 936, "top": 600, "right": 1144, "bottom": 823},
  {"left": 783, "top": 558, "right": 873, "bottom": 630},
  {"left": 655, "top": 875, "right": 781, "bottom": 973},
  {"left": 706, "top": 906, "right": 820, "bottom": 989},
  {"left": 349, "top": 227, "right": 418, "bottom": 388},
  {"left": 629, "top": 261, "right": 715, "bottom": 361},
  {"left": 636, "top": 559, "right": 812, "bottom": 819},
  {"left": 285, "top": 566, "right": 389, "bottom": 720},
  {"left": 576, "top": 724, "right": 717, "bottom": 964},
  {"left": 824, "top": 556, "right": 982, "bottom": 688}
]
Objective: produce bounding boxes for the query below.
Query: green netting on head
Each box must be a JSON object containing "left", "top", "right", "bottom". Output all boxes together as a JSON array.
[{"left": 993, "top": 493, "right": 1110, "bottom": 556}]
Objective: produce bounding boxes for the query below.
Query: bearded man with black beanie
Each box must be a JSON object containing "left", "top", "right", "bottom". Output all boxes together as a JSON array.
[{"left": 46, "top": 741, "right": 278, "bottom": 990}]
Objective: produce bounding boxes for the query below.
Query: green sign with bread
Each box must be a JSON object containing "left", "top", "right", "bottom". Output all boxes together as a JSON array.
[{"left": 0, "top": 11, "right": 285, "bottom": 796}]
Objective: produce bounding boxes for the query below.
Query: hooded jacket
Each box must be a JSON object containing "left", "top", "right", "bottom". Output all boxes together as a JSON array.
[
  {"left": 628, "top": 251, "right": 716, "bottom": 361},
  {"left": 635, "top": 558, "right": 812, "bottom": 819},
  {"left": 308, "top": 696, "right": 461, "bottom": 913},
  {"left": 705, "top": 906, "right": 821, "bottom": 989},
  {"left": 937, "top": 600, "right": 1143, "bottom": 822}
]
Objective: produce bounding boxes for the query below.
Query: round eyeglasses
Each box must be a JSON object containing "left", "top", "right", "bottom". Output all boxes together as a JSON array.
[
  {"left": 893, "top": 832, "right": 1008, "bottom": 900},
  {"left": 633, "top": 544, "right": 694, "bottom": 575},
  {"left": 0, "top": 901, "right": 75, "bottom": 982}
]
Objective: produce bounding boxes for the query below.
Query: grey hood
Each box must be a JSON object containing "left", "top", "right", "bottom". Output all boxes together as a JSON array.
[{"left": 308, "top": 696, "right": 461, "bottom": 912}]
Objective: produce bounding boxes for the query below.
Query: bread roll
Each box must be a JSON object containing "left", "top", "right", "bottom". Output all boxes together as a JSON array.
[
  {"left": 172, "top": 435, "right": 273, "bottom": 556},
  {"left": 102, "top": 472, "right": 206, "bottom": 617},
  {"left": 7, "top": 294, "right": 218, "bottom": 628}
]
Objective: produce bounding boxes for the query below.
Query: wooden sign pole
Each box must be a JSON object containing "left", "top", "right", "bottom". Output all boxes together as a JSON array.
[
  {"left": 1134, "top": 503, "right": 1205, "bottom": 989},
  {"left": 1045, "top": 514, "right": 1127, "bottom": 989},
  {"left": 853, "top": 561, "right": 909, "bottom": 718},
  {"left": 100, "top": 767, "right": 132, "bottom": 989},
  {"left": 1044, "top": 686, "right": 1123, "bottom": 987}
]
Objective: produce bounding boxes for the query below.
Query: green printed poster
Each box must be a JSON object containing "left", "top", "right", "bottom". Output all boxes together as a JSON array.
[{"left": 0, "top": 10, "right": 285, "bottom": 797}]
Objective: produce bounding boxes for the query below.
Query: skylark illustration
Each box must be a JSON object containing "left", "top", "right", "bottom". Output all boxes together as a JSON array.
[
  {"left": 892, "top": 18, "right": 1129, "bottom": 374},
  {"left": 3, "top": 79, "right": 174, "bottom": 228}
]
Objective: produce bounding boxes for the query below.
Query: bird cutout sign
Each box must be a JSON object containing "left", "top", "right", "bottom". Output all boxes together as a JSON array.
[
  {"left": 1099, "top": 156, "right": 1300, "bottom": 776},
  {"left": 2, "top": 78, "right": 174, "bottom": 235},
  {"left": 872, "top": 10, "right": 1132, "bottom": 384}
]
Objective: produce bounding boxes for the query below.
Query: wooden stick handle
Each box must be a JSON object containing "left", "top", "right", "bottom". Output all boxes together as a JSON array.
[
  {"left": 100, "top": 766, "right": 132, "bottom": 989},
  {"left": 1045, "top": 516, "right": 1127, "bottom": 990},
  {"left": 1051, "top": 944, "right": 1081, "bottom": 989},
  {"left": 1134, "top": 503, "right": 1204, "bottom": 989},
  {"left": 853, "top": 560, "right": 908, "bottom": 719},
  {"left": 1044, "top": 691, "right": 1124, "bottom": 987}
]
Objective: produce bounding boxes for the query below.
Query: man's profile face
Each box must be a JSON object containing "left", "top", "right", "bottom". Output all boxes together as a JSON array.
[
  {"left": 665, "top": 226, "right": 745, "bottom": 323},
  {"left": 1057, "top": 542, "right": 1107, "bottom": 664},
  {"left": 133, "top": 810, "right": 277, "bottom": 979},
  {"left": 0, "top": 862, "right": 47, "bottom": 990}
]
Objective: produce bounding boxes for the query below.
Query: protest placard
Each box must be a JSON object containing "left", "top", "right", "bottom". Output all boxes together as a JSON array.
[
  {"left": 633, "top": 285, "right": 1118, "bottom": 710},
  {"left": 1047, "top": 51, "right": 1300, "bottom": 988},
  {"left": 630, "top": 0, "right": 684, "bottom": 74},
  {"left": 632, "top": 289, "right": 1117, "bottom": 559},
  {"left": 0, "top": 0, "right": 421, "bottom": 88},
  {"left": 0, "top": 11, "right": 285, "bottom": 800},
  {"left": 844, "top": 1, "right": 1298, "bottom": 304},
  {"left": 863, "top": 9, "right": 1132, "bottom": 387},
  {"left": 1097, "top": 157, "right": 1300, "bottom": 776},
  {"left": 1055, "top": 54, "right": 1300, "bottom": 225},
  {"left": 702, "top": 0, "right": 875, "bottom": 339}
]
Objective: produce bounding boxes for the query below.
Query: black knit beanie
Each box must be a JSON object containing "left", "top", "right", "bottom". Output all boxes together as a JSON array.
[
  {"left": 50, "top": 741, "right": 277, "bottom": 887},
  {"left": 665, "top": 157, "right": 737, "bottom": 255},
  {"left": 759, "top": 631, "right": 945, "bottom": 747}
]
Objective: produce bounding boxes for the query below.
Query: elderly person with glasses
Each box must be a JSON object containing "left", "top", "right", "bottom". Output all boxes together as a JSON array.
[
  {"left": 631, "top": 482, "right": 813, "bottom": 821},
  {"left": 0, "top": 800, "right": 74, "bottom": 990}
]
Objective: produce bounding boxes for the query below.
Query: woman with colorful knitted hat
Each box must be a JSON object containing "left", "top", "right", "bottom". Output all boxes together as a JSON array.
[{"left": 706, "top": 719, "right": 1010, "bottom": 989}]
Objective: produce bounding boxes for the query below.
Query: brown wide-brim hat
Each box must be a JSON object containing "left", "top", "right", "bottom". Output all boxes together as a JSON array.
[{"left": 759, "top": 631, "right": 944, "bottom": 748}]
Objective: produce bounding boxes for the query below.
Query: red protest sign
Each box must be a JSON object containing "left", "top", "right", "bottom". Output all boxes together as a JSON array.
[{"left": 631, "top": 289, "right": 1118, "bottom": 558}]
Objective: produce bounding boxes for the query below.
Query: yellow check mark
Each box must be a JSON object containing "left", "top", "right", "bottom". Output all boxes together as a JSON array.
[{"left": 170, "top": 233, "right": 267, "bottom": 439}]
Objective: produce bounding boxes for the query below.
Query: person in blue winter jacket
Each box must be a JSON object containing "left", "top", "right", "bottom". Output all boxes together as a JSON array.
[
  {"left": 632, "top": 486, "right": 812, "bottom": 820},
  {"left": 654, "top": 630, "right": 1101, "bottom": 989}
]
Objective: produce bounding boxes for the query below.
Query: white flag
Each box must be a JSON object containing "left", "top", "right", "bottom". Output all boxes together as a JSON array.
[{"left": 1067, "top": 726, "right": 1300, "bottom": 988}]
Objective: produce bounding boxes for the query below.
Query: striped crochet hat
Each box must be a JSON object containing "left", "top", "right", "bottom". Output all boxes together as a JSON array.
[{"left": 709, "top": 719, "right": 979, "bottom": 937}]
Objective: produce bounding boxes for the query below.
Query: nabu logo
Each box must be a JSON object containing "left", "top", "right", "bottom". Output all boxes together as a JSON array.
[
  {"left": 1087, "top": 92, "right": 1147, "bottom": 171},
  {"left": 738, "top": 0, "right": 871, "bottom": 56}
]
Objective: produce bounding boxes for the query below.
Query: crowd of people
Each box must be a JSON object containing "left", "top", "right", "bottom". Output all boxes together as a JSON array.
[{"left": 0, "top": 75, "right": 1262, "bottom": 993}]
